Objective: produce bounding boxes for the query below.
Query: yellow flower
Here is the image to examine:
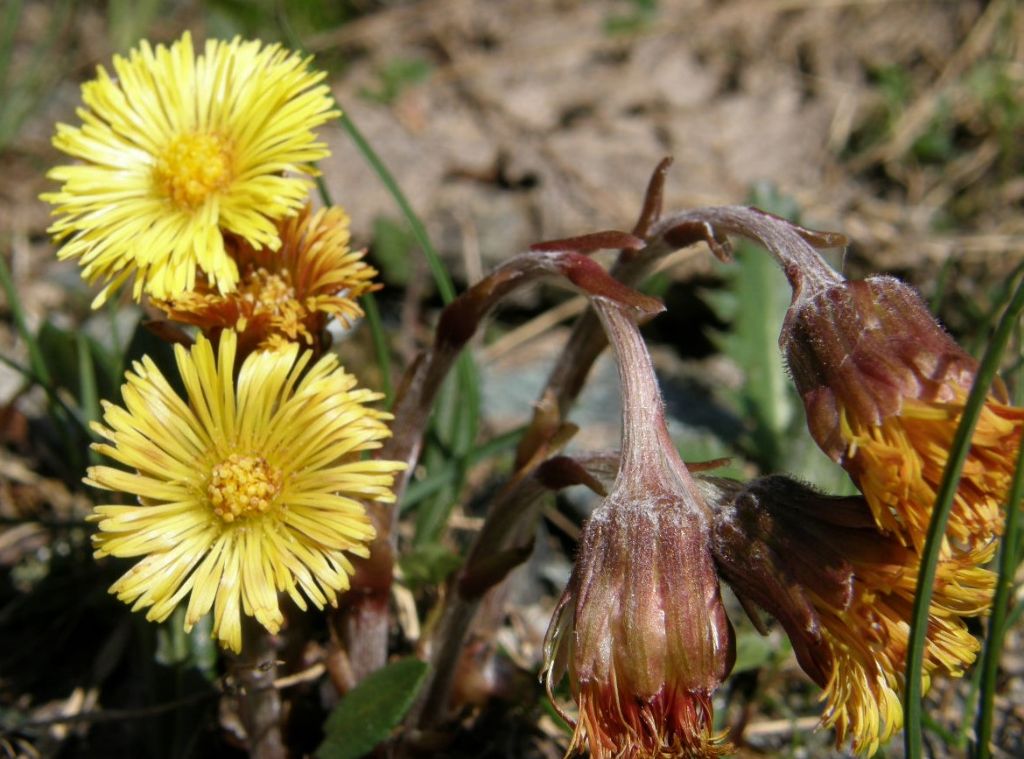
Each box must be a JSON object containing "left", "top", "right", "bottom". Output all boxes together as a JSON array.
[
  {"left": 817, "top": 538, "right": 992, "bottom": 754},
  {"left": 840, "top": 389, "right": 1023, "bottom": 553},
  {"left": 153, "top": 204, "right": 379, "bottom": 354},
  {"left": 782, "top": 275, "right": 1024, "bottom": 551},
  {"left": 707, "top": 475, "right": 994, "bottom": 755},
  {"left": 42, "top": 32, "right": 340, "bottom": 306},
  {"left": 86, "top": 331, "right": 403, "bottom": 652}
]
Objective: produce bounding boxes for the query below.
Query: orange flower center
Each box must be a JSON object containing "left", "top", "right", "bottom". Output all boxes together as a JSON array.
[
  {"left": 154, "top": 132, "right": 232, "bottom": 209},
  {"left": 243, "top": 268, "right": 298, "bottom": 313},
  {"left": 208, "top": 453, "right": 282, "bottom": 522}
]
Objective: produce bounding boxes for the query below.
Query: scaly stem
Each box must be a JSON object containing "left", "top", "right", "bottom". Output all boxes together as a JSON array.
[{"left": 233, "top": 618, "right": 285, "bottom": 759}]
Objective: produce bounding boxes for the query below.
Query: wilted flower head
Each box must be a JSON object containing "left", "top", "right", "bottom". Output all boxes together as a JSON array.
[
  {"left": 154, "top": 204, "right": 379, "bottom": 355},
  {"left": 661, "top": 206, "right": 1023, "bottom": 552},
  {"left": 543, "top": 301, "right": 734, "bottom": 758},
  {"left": 705, "top": 475, "right": 994, "bottom": 755},
  {"left": 86, "top": 331, "right": 404, "bottom": 652},
  {"left": 42, "top": 32, "right": 339, "bottom": 305},
  {"left": 780, "top": 268, "right": 1024, "bottom": 551}
]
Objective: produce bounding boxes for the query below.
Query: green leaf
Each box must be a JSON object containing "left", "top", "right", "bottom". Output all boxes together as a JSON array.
[
  {"left": 732, "top": 629, "right": 788, "bottom": 674},
  {"left": 107, "top": 0, "right": 163, "bottom": 54},
  {"left": 155, "top": 608, "right": 218, "bottom": 680},
  {"left": 36, "top": 320, "right": 119, "bottom": 406},
  {"left": 399, "top": 544, "right": 463, "bottom": 589},
  {"left": 604, "top": 0, "right": 658, "bottom": 35},
  {"left": 413, "top": 362, "right": 480, "bottom": 547},
  {"left": 707, "top": 182, "right": 799, "bottom": 471},
  {"left": 316, "top": 657, "right": 429, "bottom": 759},
  {"left": 359, "top": 58, "right": 433, "bottom": 105}
]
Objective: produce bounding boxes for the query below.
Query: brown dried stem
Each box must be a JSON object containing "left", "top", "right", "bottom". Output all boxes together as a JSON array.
[
  {"left": 407, "top": 165, "right": 850, "bottom": 733},
  {"left": 336, "top": 244, "right": 659, "bottom": 683},
  {"left": 365, "top": 161, "right": 848, "bottom": 740}
]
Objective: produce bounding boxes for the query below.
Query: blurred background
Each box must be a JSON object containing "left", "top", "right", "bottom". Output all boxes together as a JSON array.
[{"left": 2, "top": 1, "right": 1023, "bottom": 757}]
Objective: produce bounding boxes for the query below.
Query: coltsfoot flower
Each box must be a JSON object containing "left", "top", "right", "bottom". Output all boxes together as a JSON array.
[
  {"left": 706, "top": 475, "right": 994, "bottom": 755},
  {"left": 544, "top": 496, "right": 734, "bottom": 758},
  {"left": 153, "top": 204, "right": 379, "bottom": 355},
  {"left": 651, "top": 206, "right": 1022, "bottom": 551},
  {"left": 543, "top": 300, "right": 734, "bottom": 758},
  {"left": 781, "top": 272, "right": 1024, "bottom": 551},
  {"left": 42, "top": 32, "right": 339, "bottom": 305},
  {"left": 86, "top": 331, "right": 403, "bottom": 652}
]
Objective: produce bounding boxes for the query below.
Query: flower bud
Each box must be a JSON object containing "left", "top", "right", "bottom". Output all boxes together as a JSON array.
[
  {"left": 781, "top": 269, "right": 1024, "bottom": 551},
  {"left": 543, "top": 301, "right": 734, "bottom": 758},
  {"left": 704, "top": 475, "right": 994, "bottom": 755}
]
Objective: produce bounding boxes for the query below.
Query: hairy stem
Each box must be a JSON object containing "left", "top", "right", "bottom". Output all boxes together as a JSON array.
[{"left": 233, "top": 618, "right": 285, "bottom": 759}]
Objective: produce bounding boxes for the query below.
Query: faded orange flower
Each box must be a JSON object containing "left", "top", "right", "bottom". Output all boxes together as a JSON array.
[
  {"left": 707, "top": 475, "right": 994, "bottom": 755},
  {"left": 154, "top": 204, "right": 379, "bottom": 354},
  {"left": 782, "top": 273, "right": 1024, "bottom": 552}
]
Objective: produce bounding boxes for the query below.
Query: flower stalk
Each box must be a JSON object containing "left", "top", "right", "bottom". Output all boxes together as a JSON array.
[
  {"left": 232, "top": 617, "right": 286, "bottom": 759},
  {"left": 341, "top": 244, "right": 661, "bottom": 684}
]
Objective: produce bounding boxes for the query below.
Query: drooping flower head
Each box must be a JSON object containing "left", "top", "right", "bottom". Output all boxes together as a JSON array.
[
  {"left": 543, "top": 300, "right": 734, "bottom": 758},
  {"left": 780, "top": 270, "right": 1024, "bottom": 552},
  {"left": 705, "top": 475, "right": 994, "bottom": 755},
  {"left": 654, "top": 206, "right": 1023, "bottom": 552},
  {"left": 42, "top": 32, "right": 340, "bottom": 305},
  {"left": 86, "top": 331, "right": 404, "bottom": 652},
  {"left": 153, "top": 204, "right": 379, "bottom": 355}
]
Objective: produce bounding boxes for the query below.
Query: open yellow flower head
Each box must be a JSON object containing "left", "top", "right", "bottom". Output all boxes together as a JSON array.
[
  {"left": 707, "top": 475, "right": 994, "bottom": 755},
  {"left": 85, "top": 331, "right": 404, "bottom": 653},
  {"left": 782, "top": 274, "right": 1024, "bottom": 552},
  {"left": 42, "top": 31, "right": 340, "bottom": 306},
  {"left": 153, "top": 204, "right": 379, "bottom": 355}
]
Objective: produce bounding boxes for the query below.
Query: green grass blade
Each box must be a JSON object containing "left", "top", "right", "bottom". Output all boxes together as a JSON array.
[
  {"left": 1004, "top": 596, "right": 1024, "bottom": 630},
  {"left": 105, "top": 295, "right": 126, "bottom": 381},
  {"left": 0, "top": 350, "right": 34, "bottom": 382},
  {"left": 76, "top": 333, "right": 102, "bottom": 466},
  {"left": 975, "top": 314, "right": 1024, "bottom": 756},
  {"left": 957, "top": 655, "right": 987, "bottom": 748},
  {"left": 313, "top": 175, "right": 394, "bottom": 403},
  {"left": 0, "top": 0, "right": 72, "bottom": 150},
  {"left": 975, "top": 432, "right": 1024, "bottom": 756},
  {"left": 401, "top": 427, "right": 523, "bottom": 512},
  {"left": 904, "top": 273, "right": 1024, "bottom": 758},
  {"left": 0, "top": 253, "right": 92, "bottom": 473},
  {"left": 0, "top": 0, "right": 22, "bottom": 86},
  {"left": 333, "top": 111, "right": 480, "bottom": 503},
  {"left": 106, "top": 0, "right": 162, "bottom": 53},
  {"left": 335, "top": 113, "right": 455, "bottom": 304},
  {"left": 0, "top": 252, "right": 52, "bottom": 386},
  {"left": 0, "top": 344, "right": 90, "bottom": 438},
  {"left": 451, "top": 348, "right": 480, "bottom": 458},
  {"left": 281, "top": 17, "right": 481, "bottom": 526}
]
